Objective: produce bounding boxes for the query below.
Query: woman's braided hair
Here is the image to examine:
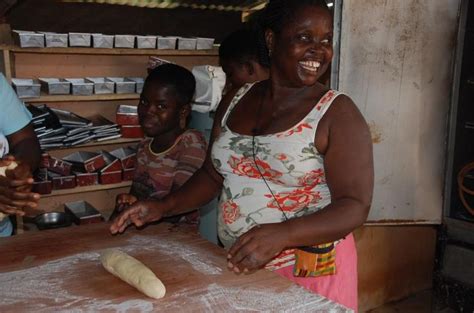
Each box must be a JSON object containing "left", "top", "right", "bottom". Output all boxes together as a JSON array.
[{"left": 256, "top": 0, "right": 330, "bottom": 67}]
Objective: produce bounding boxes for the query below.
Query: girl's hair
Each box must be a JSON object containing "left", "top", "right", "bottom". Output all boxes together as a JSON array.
[
  {"left": 219, "top": 28, "right": 266, "bottom": 68},
  {"left": 256, "top": 0, "right": 330, "bottom": 67},
  {"left": 144, "top": 63, "right": 196, "bottom": 106}
]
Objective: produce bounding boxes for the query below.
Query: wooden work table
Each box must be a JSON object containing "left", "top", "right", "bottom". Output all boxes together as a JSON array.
[{"left": 0, "top": 223, "right": 350, "bottom": 312}]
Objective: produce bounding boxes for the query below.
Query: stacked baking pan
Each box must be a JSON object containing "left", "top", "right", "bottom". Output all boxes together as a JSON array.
[
  {"left": 28, "top": 105, "right": 121, "bottom": 150},
  {"left": 12, "top": 77, "right": 144, "bottom": 98},
  {"left": 13, "top": 30, "right": 215, "bottom": 50},
  {"left": 32, "top": 147, "right": 137, "bottom": 194},
  {"left": 116, "top": 105, "right": 144, "bottom": 138}
]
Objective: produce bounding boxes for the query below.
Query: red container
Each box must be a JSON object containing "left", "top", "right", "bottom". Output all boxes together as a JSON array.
[
  {"left": 75, "top": 172, "right": 99, "bottom": 187},
  {"left": 101, "top": 157, "right": 122, "bottom": 173},
  {"left": 121, "top": 125, "right": 144, "bottom": 138},
  {"left": 109, "top": 148, "right": 136, "bottom": 169},
  {"left": 122, "top": 167, "right": 135, "bottom": 181},
  {"left": 116, "top": 105, "right": 139, "bottom": 125},
  {"left": 32, "top": 180, "right": 52, "bottom": 195},
  {"left": 100, "top": 171, "right": 122, "bottom": 185},
  {"left": 47, "top": 157, "right": 72, "bottom": 176},
  {"left": 63, "top": 152, "right": 106, "bottom": 173},
  {"left": 50, "top": 174, "right": 77, "bottom": 190}
]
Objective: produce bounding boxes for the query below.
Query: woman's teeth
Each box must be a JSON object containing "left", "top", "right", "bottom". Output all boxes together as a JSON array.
[{"left": 299, "top": 61, "right": 321, "bottom": 72}]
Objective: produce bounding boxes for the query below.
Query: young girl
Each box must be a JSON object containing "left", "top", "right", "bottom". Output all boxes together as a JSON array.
[{"left": 110, "top": 64, "right": 207, "bottom": 223}]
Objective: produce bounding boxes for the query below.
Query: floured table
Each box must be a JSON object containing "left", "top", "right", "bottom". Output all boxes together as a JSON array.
[{"left": 0, "top": 223, "right": 351, "bottom": 312}]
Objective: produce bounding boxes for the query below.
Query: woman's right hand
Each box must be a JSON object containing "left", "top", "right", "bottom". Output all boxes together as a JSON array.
[{"left": 109, "top": 200, "right": 167, "bottom": 234}]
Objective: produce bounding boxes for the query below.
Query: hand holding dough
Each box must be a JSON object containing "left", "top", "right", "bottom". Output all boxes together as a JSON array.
[
  {"left": 100, "top": 249, "right": 166, "bottom": 299},
  {"left": 0, "top": 161, "right": 18, "bottom": 221}
]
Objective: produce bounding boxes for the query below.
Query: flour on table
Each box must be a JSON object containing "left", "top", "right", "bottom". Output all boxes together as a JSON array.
[
  {"left": 160, "top": 283, "right": 352, "bottom": 313},
  {"left": 127, "top": 235, "right": 223, "bottom": 275},
  {"left": 0, "top": 251, "right": 154, "bottom": 313}
]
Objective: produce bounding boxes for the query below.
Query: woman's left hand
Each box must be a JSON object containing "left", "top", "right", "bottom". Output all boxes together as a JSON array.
[{"left": 227, "top": 223, "right": 289, "bottom": 274}]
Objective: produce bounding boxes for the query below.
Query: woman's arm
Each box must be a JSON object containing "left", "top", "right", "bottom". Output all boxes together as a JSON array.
[
  {"left": 110, "top": 89, "right": 239, "bottom": 234},
  {"left": 7, "top": 123, "right": 41, "bottom": 171}
]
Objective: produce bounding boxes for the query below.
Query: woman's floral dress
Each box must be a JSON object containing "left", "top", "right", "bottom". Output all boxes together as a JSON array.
[
  {"left": 212, "top": 83, "right": 340, "bottom": 267},
  {"left": 211, "top": 83, "right": 358, "bottom": 311}
]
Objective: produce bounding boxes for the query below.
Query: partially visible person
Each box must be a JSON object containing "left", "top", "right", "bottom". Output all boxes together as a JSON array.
[
  {"left": 0, "top": 73, "right": 41, "bottom": 237},
  {"left": 110, "top": 64, "right": 207, "bottom": 224},
  {"left": 219, "top": 28, "right": 269, "bottom": 91},
  {"left": 111, "top": 1, "right": 373, "bottom": 311}
]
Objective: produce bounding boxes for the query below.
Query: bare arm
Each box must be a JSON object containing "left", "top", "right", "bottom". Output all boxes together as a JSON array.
[
  {"left": 284, "top": 94, "right": 373, "bottom": 245},
  {"left": 7, "top": 123, "right": 41, "bottom": 171}
]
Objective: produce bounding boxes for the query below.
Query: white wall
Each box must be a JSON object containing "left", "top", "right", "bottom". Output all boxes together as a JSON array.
[{"left": 339, "top": 0, "right": 461, "bottom": 223}]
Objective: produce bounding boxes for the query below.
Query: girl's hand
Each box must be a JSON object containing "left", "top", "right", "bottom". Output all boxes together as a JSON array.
[
  {"left": 115, "top": 193, "right": 138, "bottom": 206},
  {"left": 227, "top": 223, "right": 289, "bottom": 274},
  {"left": 109, "top": 200, "right": 165, "bottom": 234}
]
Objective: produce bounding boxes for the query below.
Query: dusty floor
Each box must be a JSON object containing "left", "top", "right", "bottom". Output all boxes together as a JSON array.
[{"left": 366, "top": 290, "right": 456, "bottom": 313}]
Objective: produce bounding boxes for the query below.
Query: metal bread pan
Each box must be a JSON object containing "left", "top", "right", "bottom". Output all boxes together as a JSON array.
[
  {"left": 126, "top": 77, "right": 144, "bottom": 93},
  {"left": 157, "top": 36, "right": 177, "bottom": 49},
  {"left": 48, "top": 171, "right": 77, "bottom": 190},
  {"left": 12, "top": 30, "right": 45, "bottom": 48},
  {"left": 50, "top": 108, "right": 90, "bottom": 126},
  {"left": 64, "top": 200, "right": 103, "bottom": 225},
  {"left": 196, "top": 37, "right": 215, "bottom": 50},
  {"left": 116, "top": 105, "right": 139, "bottom": 125},
  {"left": 122, "top": 167, "right": 135, "bottom": 181},
  {"left": 99, "top": 150, "right": 122, "bottom": 173},
  {"left": 47, "top": 156, "right": 72, "bottom": 176},
  {"left": 136, "top": 35, "right": 157, "bottom": 49},
  {"left": 68, "top": 32, "right": 91, "bottom": 47},
  {"left": 41, "top": 32, "right": 68, "bottom": 48},
  {"left": 39, "top": 78, "right": 71, "bottom": 95},
  {"left": 177, "top": 37, "right": 197, "bottom": 50},
  {"left": 99, "top": 170, "right": 122, "bottom": 184},
  {"left": 121, "top": 125, "right": 144, "bottom": 138},
  {"left": 105, "top": 77, "right": 136, "bottom": 94},
  {"left": 85, "top": 77, "right": 115, "bottom": 94},
  {"left": 74, "top": 171, "right": 99, "bottom": 187},
  {"left": 34, "top": 212, "right": 72, "bottom": 230},
  {"left": 11, "top": 79, "right": 41, "bottom": 98},
  {"left": 114, "top": 35, "right": 135, "bottom": 48},
  {"left": 63, "top": 151, "right": 106, "bottom": 173},
  {"left": 65, "top": 78, "right": 94, "bottom": 96},
  {"left": 92, "top": 33, "right": 114, "bottom": 48},
  {"left": 109, "top": 147, "right": 137, "bottom": 169}
]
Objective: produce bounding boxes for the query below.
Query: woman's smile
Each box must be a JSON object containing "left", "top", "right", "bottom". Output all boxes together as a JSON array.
[{"left": 299, "top": 60, "right": 321, "bottom": 74}]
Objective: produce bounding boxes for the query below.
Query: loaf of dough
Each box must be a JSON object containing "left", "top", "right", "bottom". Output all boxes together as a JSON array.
[
  {"left": 100, "top": 249, "right": 166, "bottom": 299},
  {"left": 0, "top": 161, "right": 18, "bottom": 221}
]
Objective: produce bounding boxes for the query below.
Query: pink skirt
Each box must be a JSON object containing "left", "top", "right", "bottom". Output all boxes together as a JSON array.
[{"left": 274, "top": 233, "right": 358, "bottom": 312}]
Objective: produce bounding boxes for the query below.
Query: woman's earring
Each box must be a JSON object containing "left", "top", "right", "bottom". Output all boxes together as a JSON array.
[{"left": 268, "top": 48, "right": 272, "bottom": 57}]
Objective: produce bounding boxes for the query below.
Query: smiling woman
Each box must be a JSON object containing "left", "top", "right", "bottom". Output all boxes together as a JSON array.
[{"left": 110, "top": 1, "right": 373, "bottom": 311}]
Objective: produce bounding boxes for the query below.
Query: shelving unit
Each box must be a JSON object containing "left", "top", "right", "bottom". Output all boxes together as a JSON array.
[
  {"left": 41, "top": 181, "right": 133, "bottom": 198},
  {"left": 0, "top": 44, "right": 219, "bottom": 233},
  {"left": 24, "top": 93, "right": 140, "bottom": 103}
]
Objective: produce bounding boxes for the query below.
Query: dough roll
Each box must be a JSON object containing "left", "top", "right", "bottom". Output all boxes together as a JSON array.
[{"left": 100, "top": 249, "right": 166, "bottom": 299}]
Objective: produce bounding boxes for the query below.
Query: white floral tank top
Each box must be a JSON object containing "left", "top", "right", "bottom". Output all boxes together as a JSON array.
[{"left": 211, "top": 83, "right": 342, "bottom": 270}]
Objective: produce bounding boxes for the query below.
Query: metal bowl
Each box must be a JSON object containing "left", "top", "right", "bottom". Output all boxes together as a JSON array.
[{"left": 34, "top": 212, "right": 72, "bottom": 230}]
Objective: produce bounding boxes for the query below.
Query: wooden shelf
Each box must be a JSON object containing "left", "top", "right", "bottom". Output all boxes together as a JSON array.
[
  {"left": 1, "top": 45, "right": 218, "bottom": 56},
  {"left": 44, "top": 137, "right": 141, "bottom": 152},
  {"left": 24, "top": 93, "right": 140, "bottom": 103},
  {"left": 41, "top": 181, "right": 132, "bottom": 198}
]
